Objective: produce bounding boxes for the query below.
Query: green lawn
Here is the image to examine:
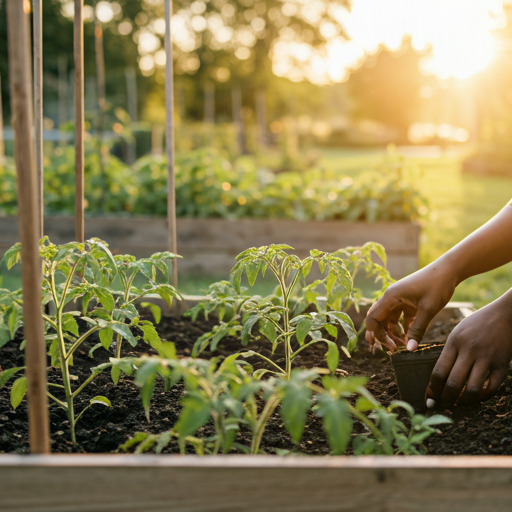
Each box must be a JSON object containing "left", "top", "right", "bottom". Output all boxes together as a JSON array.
[
  {"left": 320, "top": 147, "right": 512, "bottom": 308},
  {"left": 2, "top": 146, "right": 511, "bottom": 308}
]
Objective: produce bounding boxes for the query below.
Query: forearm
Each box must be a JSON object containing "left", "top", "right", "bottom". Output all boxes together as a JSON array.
[{"left": 434, "top": 202, "right": 512, "bottom": 285}]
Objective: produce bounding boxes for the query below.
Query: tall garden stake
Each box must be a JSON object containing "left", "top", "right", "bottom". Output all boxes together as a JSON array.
[
  {"left": 74, "top": 0, "right": 84, "bottom": 242},
  {"left": 0, "top": 75, "right": 5, "bottom": 166},
  {"left": 165, "top": 0, "right": 178, "bottom": 286},
  {"left": 6, "top": 0, "right": 50, "bottom": 454},
  {"left": 33, "top": 0, "right": 43, "bottom": 238}
]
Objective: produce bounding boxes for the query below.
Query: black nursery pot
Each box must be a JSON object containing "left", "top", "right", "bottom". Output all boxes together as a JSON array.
[{"left": 390, "top": 343, "right": 444, "bottom": 410}]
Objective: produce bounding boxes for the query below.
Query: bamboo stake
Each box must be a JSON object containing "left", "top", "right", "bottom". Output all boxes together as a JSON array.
[
  {"left": 0, "top": 75, "right": 5, "bottom": 166},
  {"left": 164, "top": 0, "right": 178, "bottom": 287},
  {"left": 58, "top": 55, "right": 67, "bottom": 145},
  {"left": 74, "top": 0, "right": 84, "bottom": 243},
  {"left": 33, "top": 0, "right": 43, "bottom": 238},
  {"left": 6, "top": 0, "right": 50, "bottom": 454}
]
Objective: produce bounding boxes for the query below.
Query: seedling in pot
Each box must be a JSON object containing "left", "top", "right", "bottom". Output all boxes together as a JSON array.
[
  {"left": 0, "top": 237, "right": 180, "bottom": 443},
  {"left": 187, "top": 243, "right": 394, "bottom": 379}
]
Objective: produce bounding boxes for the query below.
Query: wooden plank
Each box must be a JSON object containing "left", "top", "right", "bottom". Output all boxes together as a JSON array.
[
  {"left": 74, "top": 0, "right": 84, "bottom": 242},
  {"left": 164, "top": 0, "right": 178, "bottom": 287},
  {"left": 6, "top": 0, "right": 50, "bottom": 454},
  {"left": 33, "top": 0, "right": 43, "bottom": 238},
  {"left": 0, "top": 217, "right": 420, "bottom": 278},
  {"left": 1, "top": 454, "right": 512, "bottom": 512}
]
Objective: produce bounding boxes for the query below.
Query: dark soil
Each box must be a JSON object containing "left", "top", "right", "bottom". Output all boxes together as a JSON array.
[{"left": 1, "top": 312, "right": 511, "bottom": 455}]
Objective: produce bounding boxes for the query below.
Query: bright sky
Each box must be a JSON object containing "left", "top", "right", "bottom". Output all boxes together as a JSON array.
[{"left": 284, "top": 0, "right": 507, "bottom": 84}]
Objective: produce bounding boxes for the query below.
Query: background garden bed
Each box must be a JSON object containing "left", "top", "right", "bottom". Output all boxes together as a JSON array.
[{"left": 0, "top": 216, "right": 420, "bottom": 279}]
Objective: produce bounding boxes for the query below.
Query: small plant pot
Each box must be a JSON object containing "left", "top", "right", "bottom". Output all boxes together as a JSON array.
[{"left": 390, "top": 343, "right": 444, "bottom": 410}]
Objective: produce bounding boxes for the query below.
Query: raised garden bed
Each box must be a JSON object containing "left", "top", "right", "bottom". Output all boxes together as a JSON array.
[{"left": 0, "top": 216, "right": 420, "bottom": 279}]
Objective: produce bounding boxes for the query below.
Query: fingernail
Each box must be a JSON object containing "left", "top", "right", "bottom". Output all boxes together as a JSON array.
[
  {"left": 426, "top": 398, "right": 436, "bottom": 409},
  {"left": 386, "top": 335, "right": 397, "bottom": 351},
  {"left": 407, "top": 339, "right": 418, "bottom": 351}
]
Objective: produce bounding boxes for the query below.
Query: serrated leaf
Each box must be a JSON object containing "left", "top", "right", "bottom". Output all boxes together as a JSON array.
[
  {"left": 316, "top": 395, "right": 352, "bottom": 455},
  {"left": 99, "top": 328, "right": 114, "bottom": 350},
  {"left": 110, "top": 322, "right": 138, "bottom": 347},
  {"left": 111, "top": 365, "right": 121, "bottom": 384},
  {"left": 296, "top": 317, "right": 313, "bottom": 345},
  {"left": 7, "top": 306, "right": 18, "bottom": 339},
  {"left": 325, "top": 340, "right": 339, "bottom": 372},
  {"left": 175, "top": 395, "right": 211, "bottom": 438},
  {"left": 246, "top": 260, "right": 260, "bottom": 287},
  {"left": 10, "top": 376, "right": 27, "bottom": 409},
  {"left": 259, "top": 319, "right": 276, "bottom": 344},
  {"left": 62, "top": 314, "right": 79, "bottom": 337},
  {"left": 0, "top": 366, "right": 25, "bottom": 389},
  {"left": 325, "top": 324, "right": 338, "bottom": 338},
  {"left": 422, "top": 414, "right": 452, "bottom": 427},
  {"left": 93, "top": 287, "right": 115, "bottom": 312},
  {"left": 280, "top": 380, "right": 311, "bottom": 444},
  {"left": 364, "top": 242, "right": 387, "bottom": 267},
  {"left": 241, "top": 315, "right": 259, "bottom": 345},
  {"left": 140, "top": 323, "right": 162, "bottom": 350},
  {"left": 140, "top": 302, "right": 161, "bottom": 324},
  {"left": 2, "top": 244, "right": 21, "bottom": 269}
]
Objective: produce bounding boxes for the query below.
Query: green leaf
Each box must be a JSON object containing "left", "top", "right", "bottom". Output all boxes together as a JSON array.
[
  {"left": 0, "top": 326, "right": 11, "bottom": 348},
  {"left": 296, "top": 317, "right": 313, "bottom": 345},
  {"left": 422, "top": 414, "right": 452, "bottom": 427},
  {"left": 62, "top": 314, "right": 79, "bottom": 337},
  {"left": 155, "top": 341, "right": 177, "bottom": 360},
  {"left": 90, "top": 396, "right": 112, "bottom": 408},
  {"left": 0, "top": 366, "right": 25, "bottom": 389},
  {"left": 280, "top": 381, "right": 311, "bottom": 444},
  {"left": 241, "top": 315, "right": 259, "bottom": 345},
  {"left": 175, "top": 395, "right": 211, "bottom": 438},
  {"left": 316, "top": 395, "right": 352, "bottom": 455},
  {"left": 7, "top": 306, "right": 18, "bottom": 338},
  {"left": 325, "top": 324, "right": 338, "bottom": 338},
  {"left": 259, "top": 319, "right": 276, "bottom": 344},
  {"left": 10, "top": 376, "right": 27, "bottom": 409},
  {"left": 111, "top": 365, "right": 121, "bottom": 384},
  {"left": 140, "top": 302, "right": 161, "bottom": 324},
  {"left": 99, "top": 328, "right": 114, "bottom": 350},
  {"left": 364, "top": 242, "right": 387, "bottom": 268},
  {"left": 2, "top": 243, "right": 21, "bottom": 269},
  {"left": 110, "top": 321, "right": 138, "bottom": 347},
  {"left": 246, "top": 260, "right": 260, "bottom": 287},
  {"left": 93, "top": 286, "right": 115, "bottom": 312},
  {"left": 140, "top": 323, "right": 162, "bottom": 350},
  {"left": 325, "top": 340, "right": 339, "bottom": 373}
]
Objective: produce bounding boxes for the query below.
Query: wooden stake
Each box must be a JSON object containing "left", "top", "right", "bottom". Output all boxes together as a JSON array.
[
  {"left": 33, "top": 0, "right": 43, "bottom": 238},
  {"left": 0, "top": 75, "right": 5, "bottom": 166},
  {"left": 74, "top": 0, "right": 84, "bottom": 243},
  {"left": 164, "top": 0, "right": 178, "bottom": 286},
  {"left": 6, "top": 0, "right": 50, "bottom": 454},
  {"left": 58, "top": 55, "right": 67, "bottom": 144}
]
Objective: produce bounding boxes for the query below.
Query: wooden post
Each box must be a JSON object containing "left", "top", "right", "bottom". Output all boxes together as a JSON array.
[
  {"left": 204, "top": 81, "right": 214, "bottom": 124},
  {"left": 232, "top": 85, "right": 246, "bottom": 155},
  {"left": 33, "top": 0, "right": 43, "bottom": 238},
  {"left": 58, "top": 55, "right": 67, "bottom": 144},
  {"left": 256, "top": 89, "right": 267, "bottom": 148},
  {"left": 125, "top": 67, "right": 138, "bottom": 123},
  {"left": 74, "top": 0, "right": 84, "bottom": 243},
  {"left": 0, "top": 75, "right": 5, "bottom": 166},
  {"left": 6, "top": 0, "right": 50, "bottom": 454},
  {"left": 164, "top": 0, "right": 178, "bottom": 286}
]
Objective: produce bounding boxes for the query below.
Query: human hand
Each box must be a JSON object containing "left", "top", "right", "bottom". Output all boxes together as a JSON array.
[
  {"left": 365, "top": 262, "right": 457, "bottom": 353},
  {"left": 426, "top": 295, "right": 512, "bottom": 408}
]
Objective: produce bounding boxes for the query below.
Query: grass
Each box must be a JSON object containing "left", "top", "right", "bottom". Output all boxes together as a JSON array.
[{"left": 2, "top": 145, "right": 511, "bottom": 308}]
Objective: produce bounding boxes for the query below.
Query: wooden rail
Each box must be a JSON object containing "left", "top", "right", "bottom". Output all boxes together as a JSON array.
[{"left": 1, "top": 454, "right": 512, "bottom": 512}]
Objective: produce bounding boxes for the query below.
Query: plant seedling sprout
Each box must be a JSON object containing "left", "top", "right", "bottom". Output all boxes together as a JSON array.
[
  {"left": 74, "top": 0, "right": 85, "bottom": 243},
  {"left": 33, "top": 0, "right": 43, "bottom": 238},
  {"left": 165, "top": 0, "right": 178, "bottom": 287},
  {"left": 6, "top": 0, "right": 50, "bottom": 453}
]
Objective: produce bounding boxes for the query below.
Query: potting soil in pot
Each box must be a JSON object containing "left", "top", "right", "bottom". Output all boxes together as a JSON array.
[{"left": 1, "top": 313, "right": 511, "bottom": 455}]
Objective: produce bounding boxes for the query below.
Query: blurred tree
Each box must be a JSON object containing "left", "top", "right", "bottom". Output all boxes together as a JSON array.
[{"left": 346, "top": 37, "right": 434, "bottom": 142}]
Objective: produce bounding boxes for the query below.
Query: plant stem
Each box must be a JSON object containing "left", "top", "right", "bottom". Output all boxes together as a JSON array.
[
  {"left": 242, "top": 351, "right": 285, "bottom": 375},
  {"left": 348, "top": 404, "right": 393, "bottom": 455},
  {"left": 71, "top": 371, "right": 100, "bottom": 399},
  {"left": 65, "top": 325, "right": 101, "bottom": 361},
  {"left": 250, "top": 393, "right": 281, "bottom": 454},
  {"left": 115, "top": 333, "right": 122, "bottom": 359}
]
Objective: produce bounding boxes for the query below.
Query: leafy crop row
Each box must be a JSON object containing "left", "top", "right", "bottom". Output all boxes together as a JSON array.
[{"left": 0, "top": 147, "right": 427, "bottom": 223}]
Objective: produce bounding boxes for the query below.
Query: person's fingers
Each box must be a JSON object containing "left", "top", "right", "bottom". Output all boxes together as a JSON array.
[
  {"left": 478, "top": 368, "right": 508, "bottom": 402},
  {"left": 365, "top": 330, "right": 375, "bottom": 350},
  {"left": 406, "top": 306, "right": 435, "bottom": 347},
  {"left": 440, "top": 357, "right": 474, "bottom": 407},
  {"left": 457, "top": 362, "right": 490, "bottom": 405},
  {"left": 365, "top": 296, "right": 402, "bottom": 334},
  {"left": 426, "top": 343, "right": 458, "bottom": 407},
  {"left": 386, "top": 330, "right": 406, "bottom": 348}
]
